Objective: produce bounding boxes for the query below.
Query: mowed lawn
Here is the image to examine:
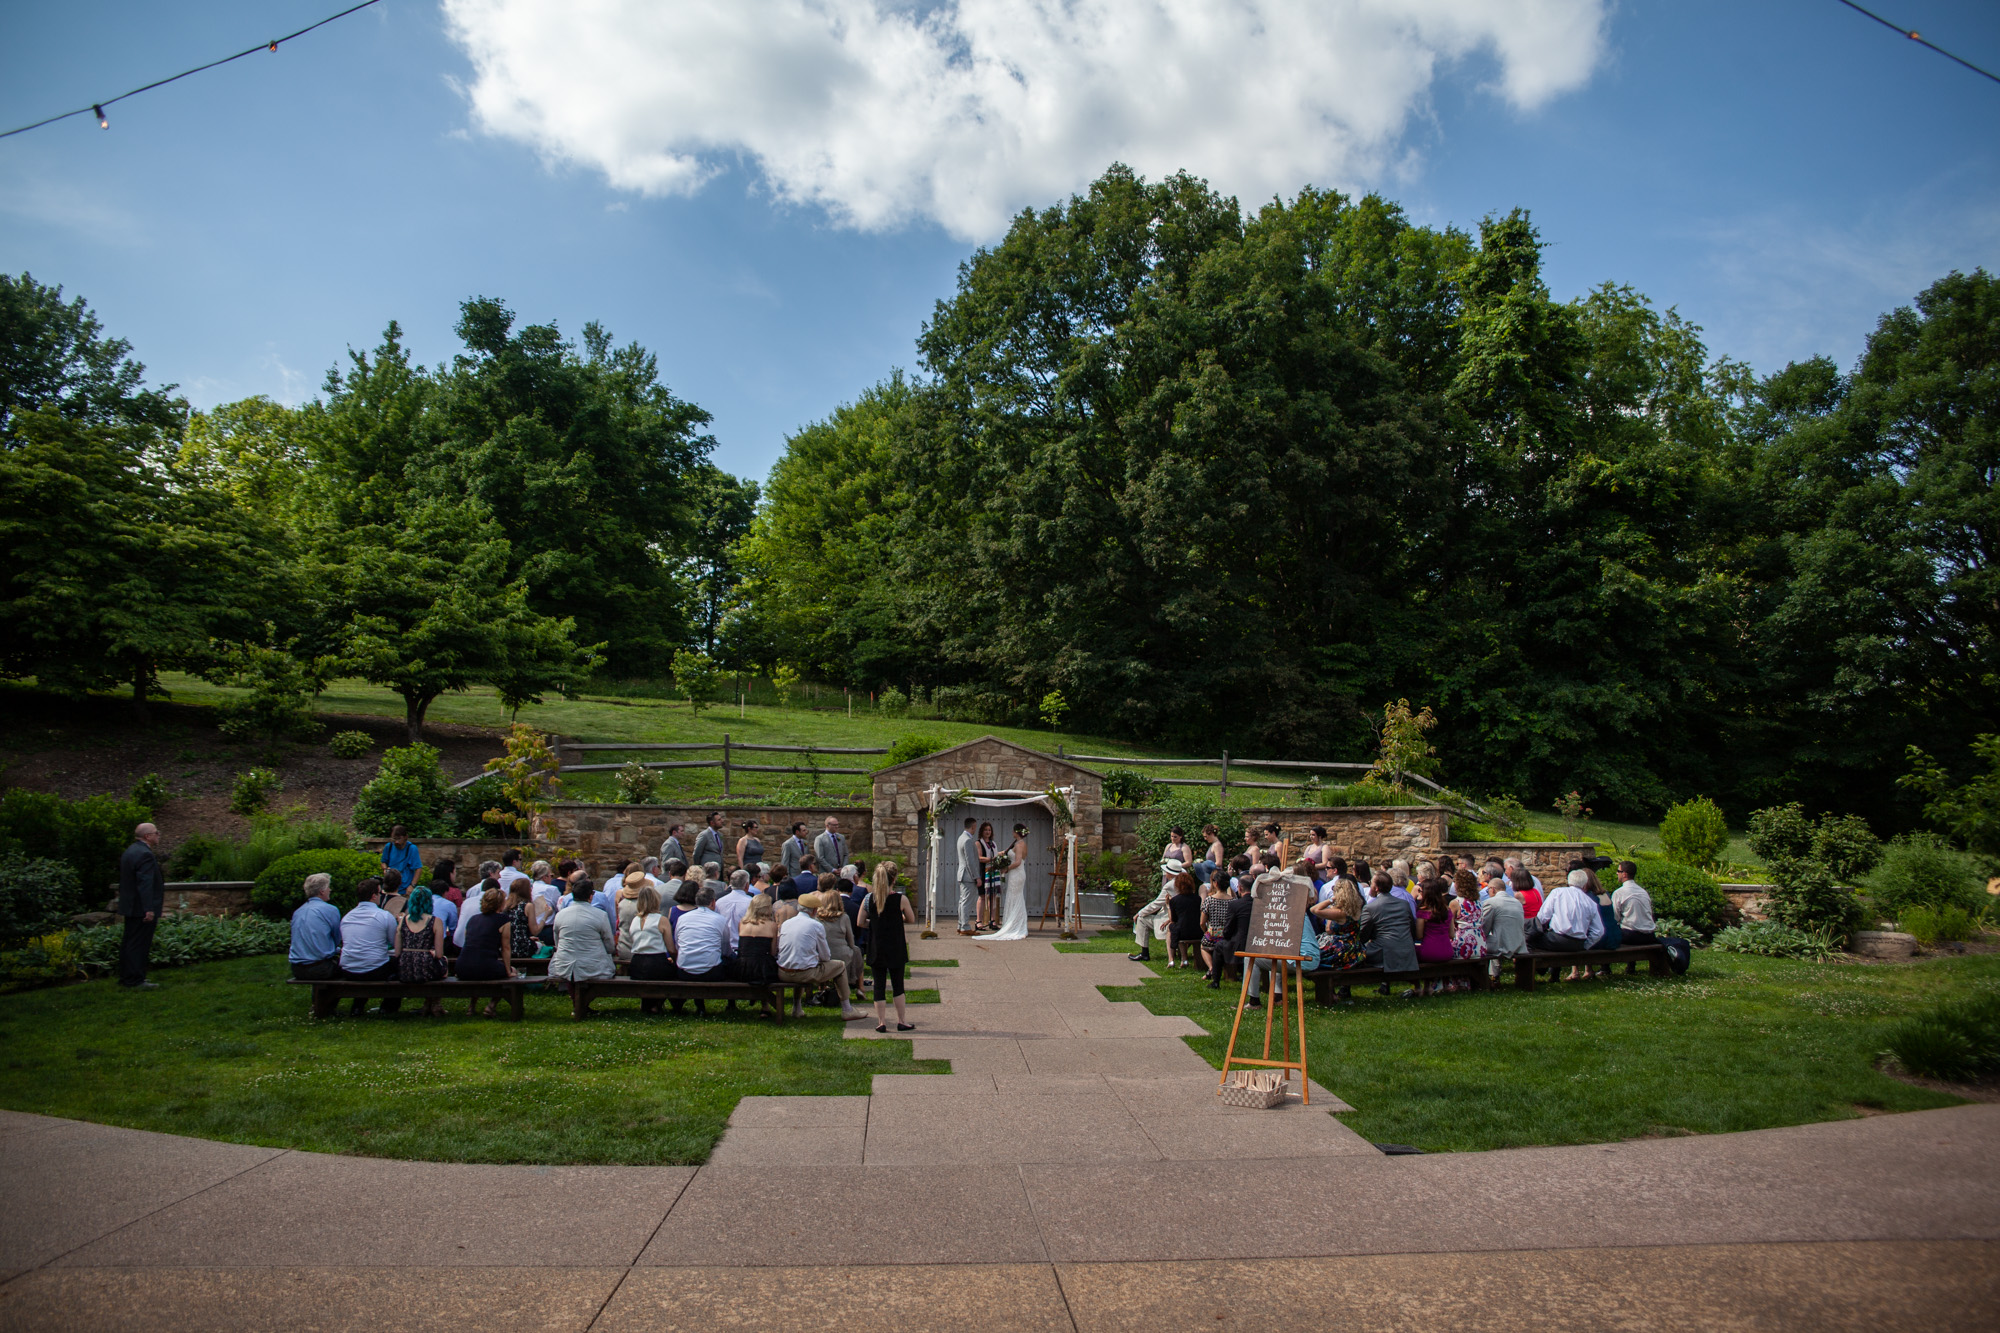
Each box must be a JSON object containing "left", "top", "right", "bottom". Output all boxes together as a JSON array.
[
  {"left": 0, "top": 956, "right": 945, "bottom": 1164},
  {"left": 1059, "top": 931, "right": 1991, "bottom": 1152}
]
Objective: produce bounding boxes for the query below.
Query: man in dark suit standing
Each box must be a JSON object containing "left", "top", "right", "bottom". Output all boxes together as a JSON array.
[{"left": 117, "top": 822, "right": 166, "bottom": 990}]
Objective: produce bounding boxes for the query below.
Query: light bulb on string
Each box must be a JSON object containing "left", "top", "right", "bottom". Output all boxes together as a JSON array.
[{"left": 93, "top": 104, "right": 107, "bottom": 129}]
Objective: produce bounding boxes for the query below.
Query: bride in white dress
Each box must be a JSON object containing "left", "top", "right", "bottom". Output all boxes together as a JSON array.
[{"left": 982, "top": 824, "right": 1031, "bottom": 940}]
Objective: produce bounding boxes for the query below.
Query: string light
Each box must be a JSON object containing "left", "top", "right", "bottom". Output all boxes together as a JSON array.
[
  {"left": 0, "top": 0, "right": 387, "bottom": 140},
  {"left": 1837, "top": 0, "right": 2000, "bottom": 86}
]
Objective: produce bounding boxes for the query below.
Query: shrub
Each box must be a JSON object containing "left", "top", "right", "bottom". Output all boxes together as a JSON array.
[
  {"left": 933, "top": 685, "right": 1020, "bottom": 726},
  {"left": 878, "top": 733, "right": 948, "bottom": 770},
  {"left": 0, "top": 931, "right": 84, "bottom": 989},
  {"left": 1101, "top": 767, "right": 1161, "bottom": 808},
  {"left": 1038, "top": 690, "right": 1069, "bottom": 729},
  {"left": 1898, "top": 904, "right": 1985, "bottom": 948},
  {"left": 0, "top": 790, "right": 149, "bottom": 901},
  {"left": 70, "top": 914, "right": 292, "bottom": 975},
  {"left": 447, "top": 772, "right": 510, "bottom": 836},
  {"left": 1134, "top": 794, "right": 1245, "bottom": 869},
  {"left": 229, "top": 768, "right": 282, "bottom": 815},
  {"left": 1633, "top": 859, "right": 1732, "bottom": 939},
  {"left": 328, "top": 730, "right": 373, "bottom": 759},
  {"left": 1885, "top": 993, "right": 2000, "bottom": 1082},
  {"left": 1709, "top": 920, "right": 1840, "bottom": 960},
  {"left": 251, "top": 849, "right": 381, "bottom": 914},
  {"left": 615, "top": 761, "right": 660, "bottom": 804},
  {"left": 0, "top": 857, "right": 84, "bottom": 944},
  {"left": 351, "top": 743, "right": 454, "bottom": 836},
  {"left": 1747, "top": 803, "right": 1877, "bottom": 939},
  {"left": 877, "top": 686, "right": 910, "bottom": 718},
  {"left": 1866, "top": 834, "right": 1988, "bottom": 918},
  {"left": 1659, "top": 796, "right": 1730, "bottom": 869},
  {"left": 130, "top": 773, "right": 169, "bottom": 812},
  {"left": 216, "top": 709, "right": 260, "bottom": 743},
  {"left": 673, "top": 649, "right": 720, "bottom": 716}
]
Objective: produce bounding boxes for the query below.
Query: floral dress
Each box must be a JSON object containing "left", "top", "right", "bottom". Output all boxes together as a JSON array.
[
  {"left": 1315, "top": 916, "right": 1366, "bottom": 971},
  {"left": 396, "top": 917, "right": 444, "bottom": 983},
  {"left": 1451, "top": 898, "right": 1488, "bottom": 959},
  {"left": 509, "top": 903, "right": 538, "bottom": 959}
]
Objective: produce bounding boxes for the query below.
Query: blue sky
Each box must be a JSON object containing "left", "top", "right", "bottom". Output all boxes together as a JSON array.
[{"left": 2, "top": 0, "right": 1995, "bottom": 483}]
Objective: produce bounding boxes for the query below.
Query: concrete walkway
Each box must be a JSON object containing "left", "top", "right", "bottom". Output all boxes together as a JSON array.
[{"left": 3, "top": 929, "right": 1998, "bottom": 1330}]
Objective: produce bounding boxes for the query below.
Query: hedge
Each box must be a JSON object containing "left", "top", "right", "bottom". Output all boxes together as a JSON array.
[
  {"left": 1634, "top": 857, "right": 1732, "bottom": 938},
  {"left": 252, "top": 849, "right": 384, "bottom": 915}
]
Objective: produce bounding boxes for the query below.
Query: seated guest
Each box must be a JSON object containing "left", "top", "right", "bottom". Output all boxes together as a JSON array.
[
  {"left": 777, "top": 892, "right": 866, "bottom": 1019},
  {"left": 1309, "top": 878, "right": 1367, "bottom": 995},
  {"left": 394, "top": 885, "right": 447, "bottom": 1016},
  {"left": 289, "top": 873, "right": 343, "bottom": 981},
  {"left": 1126, "top": 861, "right": 1178, "bottom": 962},
  {"left": 529, "top": 859, "right": 561, "bottom": 916},
  {"left": 1412, "top": 876, "right": 1455, "bottom": 994},
  {"left": 1531, "top": 869, "right": 1605, "bottom": 977},
  {"left": 614, "top": 870, "right": 647, "bottom": 962},
  {"left": 672, "top": 886, "right": 736, "bottom": 986},
  {"left": 1480, "top": 876, "right": 1527, "bottom": 980},
  {"left": 1199, "top": 878, "right": 1234, "bottom": 982},
  {"left": 457, "top": 885, "right": 516, "bottom": 1017},
  {"left": 429, "top": 880, "right": 460, "bottom": 957},
  {"left": 717, "top": 869, "right": 755, "bottom": 946},
  {"left": 1612, "top": 861, "right": 1657, "bottom": 945},
  {"left": 1509, "top": 866, "right": 1543, "bottom": 921},
  {"left": 792, "top": 854, "right": 818, "bottom": 899},
  {"left": 1578, "top": 865, "right": 1623, "bottom": 981},
  {"left": 504, "top": 878, "right": 539, "bottom": 964},
  {"left": 1166, "top": 871, "right": 1204, "bottom": 968},
  {"left": 622, "top": 885, "right": 676, "bottom": 1014},
  {"left": 379, "top": 867, "right": 406, "bottom": 917},
  {"left": 737, "top": 893, "right": 783, "bottom": 992},
  {"left": 428, "top": 859, "right": 463, "bottom": 909},
  {"left": 337, "top": 878, "right": 401, "bottom": 1016},
  {"left": 661, "top": 858, "right": 688, "bottom": 902},
  {"left": 1506, "top": 856, "right": 1546, "bottom": 894},
  {"left": 548, "top": 880, "right": 615, "bottom": 1011},
  {"left": 455, "top": 861, "right": 502, "bottom": 948},
  {"left": 640, "top": 856, "right": 666, "bottom": 894},
  {"left": 1358, "top": 872, "right": 1420, "bottom": 997},
  {"left": 670, "top": 872, "right": 700, "bottom": 931},
  {"left": 1204, "top": 867, "right": 1256, "bottom": 986},
  {"left": 815, "top": 886, "right": 863, "bottom": 994},
  {"left": 1447, "top": 869, "right": 1487, "bottom": 992},
  {"left": 1387, "top": 862, "right": 1418, "bottom": 913}
]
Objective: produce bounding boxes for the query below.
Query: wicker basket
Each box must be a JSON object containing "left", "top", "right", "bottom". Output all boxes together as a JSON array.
[{"left": 1218, "top": 1069, "right": 1290, "bottom": 1109}]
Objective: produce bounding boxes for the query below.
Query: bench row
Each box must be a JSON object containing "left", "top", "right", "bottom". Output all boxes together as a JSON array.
[{"left": 288, "top": 975, "right": 818, "bottom": 1021}]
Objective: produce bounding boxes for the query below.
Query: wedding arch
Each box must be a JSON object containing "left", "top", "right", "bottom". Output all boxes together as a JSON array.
[{"left": 919, "top": 784, "right": 1081, "bottom": 938}]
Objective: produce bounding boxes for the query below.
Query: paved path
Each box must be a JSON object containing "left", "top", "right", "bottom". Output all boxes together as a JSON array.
[{"left": 3, "top": 928, "right": 1998, "bottom": 1330}]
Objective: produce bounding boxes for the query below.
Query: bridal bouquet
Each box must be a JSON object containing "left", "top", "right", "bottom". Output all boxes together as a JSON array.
[{"left": 991, "top": 851, "right": 1015, "bottom": 874}]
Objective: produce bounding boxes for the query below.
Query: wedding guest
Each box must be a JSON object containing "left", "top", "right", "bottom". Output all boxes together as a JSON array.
[
  {"left": 338, "top": 879, "right": 401, "bottom": 1016},
  {"left": 623, "top": 885, "right": 676, "bottom": 1014},
  {"left": 505, "top": 878, "right": 539, "bottom": 964},
  {"left": 813, "top": 816, "right": 847, "bottom": 875},
  {"left": 378, "top": 867, "right": 406, "bottom": 918},
  {"left": 497, "top": 849, "right": 530, "bottom": 897},
  {"left": 394, "top": 885, "right": 447, "bottom": 1016},
  {"left": 1505, "top": 856, "right": 1546, "bottom": 894},
  {"left": 660, "top": 823, "right": 687, "bottom": 869},
  {"left": 614, "top": 870, "right": 647, "bottom": 962},
  {"left": 288, "top": 872, "right": 343, "bottom": 981},
  {"left": 717, "top": 869, "right": 755, "bottom": 945},
  {"left": 1449, "top": 869, "right": 1488, "bottom": 991},
  {"left": 779, "top": 893, "right": 866, "bottom": 1019},
  {"left": 780, "top": 822, "right": 810, "bottom": 877},
  {"left": 549, "top": 880, "right": 615, "bottom": 1006},
  {"left": 1127, "top": 859, "right": 1181, "bottom": 962},
  {"left": 1579, "top": 865, "right": 1624, "bottom": 981},
  {"left": 1532, "top": 869, "right": 1605, "bottom": 978},
  {"left": 1358, "top": 872, "right": 1419, "bottom": 996},
  {"left": 639, "top": 857, "right": 666, "bottom": 894},
  {"left": 1199, "top": 879, "right": 1234, "bottom": 981},
  {"left": 736, "top": 820, "right": 765, "bottom": 875},
  {"left": 1411, "top": 877, "right": 1454, "bottom": 995},
  {"left": 1309, "top": 878, "right": 1368, "bottom": 991},
  {"left": 456, "top": 885, "right": 515, "bottom": 1016},
  {"left": 737, "top": 894, "right": 783, "bottom": 994},
  {"left": 673, "top": 886, "right": 736, "bottom": 985},
  {"left": 1510, "top": 865, "right": 1543, "bottom": 921},
  {"left": 858, "top": 861, "right": 916, "bottom": 1033},
  {"left": 1613, "top": 861, "right": 1658, "bottom": 945},
  {"left": 1480, "top": 875, "right": 1528, "bottom": 980},
  {"left": 378, "top": 824, "right": 421, "bottom": 896},
  {"left": 1197, "top": 824, "right": 1224, "bottom": 884},
  {"left": 816, "top": 887, "right": 863, "bottom": 994},
  {"left": 1203, "top": 866, "right": 1256, "bottom": 985},
  {"left": 691, "top": 812, "right": 727, "bottom": 878},
  {"left": 116, "top": 822, "right": 165, "bottom": 990},
  {"left": 1166, "top": 872, "right": 1203, "bottom": 968},
  {"left": 455, "top": 861, "right": 501, "bottom": 948},
  {"left": 793, "top": 854, "right": 819, "bottom": 899},
  {"left": 428, "top": 859, "right": 463, "bottom": 910}
]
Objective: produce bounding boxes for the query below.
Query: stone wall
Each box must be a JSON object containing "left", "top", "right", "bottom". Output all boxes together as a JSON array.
[
  {"left": 1100, "top": 809, "right": 1593, "bottom": 877},
  {"left": 160, "top": 883, "right": 254, "bottom": 917},
  {"left": 872, "top": 739, "right": 1104, "bottom": 866}
]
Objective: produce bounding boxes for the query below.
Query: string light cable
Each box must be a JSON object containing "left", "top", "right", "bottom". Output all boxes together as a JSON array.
[
  {"left": 1836, "top": 0, "right": 2000, "bottom": 86},
  {"left": 0, "top": 0, "right": 387, "bottom": 140}
]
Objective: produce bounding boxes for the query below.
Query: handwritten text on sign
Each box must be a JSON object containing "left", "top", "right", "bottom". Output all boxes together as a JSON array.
[{"left": 1244, "top": 872, "right": 1312, "bottom": 958}]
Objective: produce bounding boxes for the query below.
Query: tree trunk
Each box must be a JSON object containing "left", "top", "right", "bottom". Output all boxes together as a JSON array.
[
  {"left": 130, "top": 665, "right": 151, "bottom": 723},
  {"left": 404, "top": 691, "right": 436, "bottom": 744}
]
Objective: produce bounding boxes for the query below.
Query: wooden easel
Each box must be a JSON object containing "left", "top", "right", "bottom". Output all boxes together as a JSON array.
[{"left": 1218, "top": 951, "right": 1310, "bottom": 1106}]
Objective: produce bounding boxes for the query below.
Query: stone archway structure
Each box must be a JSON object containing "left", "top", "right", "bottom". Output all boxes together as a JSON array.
[{"left": 870, "top": 735, "right": 1105, "bottom": 873}]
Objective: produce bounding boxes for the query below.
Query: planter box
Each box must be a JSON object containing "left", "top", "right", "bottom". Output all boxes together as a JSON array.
[{"left": 1077, "top": 891, "right": 1120, "bottom": 921}]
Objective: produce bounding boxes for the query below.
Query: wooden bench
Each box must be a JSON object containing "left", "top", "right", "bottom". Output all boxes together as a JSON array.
[
  {"left": 1512, "top": 942, "right": 1670, "bottom": 990},
  {"left": 1308, "top": 958, "right": 1491, "bottom": 1006},
  {"left": 445, "top": 956, "right": 549, "bottom": 977},
  {"left": 562, "top": 977, "right": 815, "bottom": 1022},
  {"left": 289, "top": 976, "right": 538, "bottom": 1020}
]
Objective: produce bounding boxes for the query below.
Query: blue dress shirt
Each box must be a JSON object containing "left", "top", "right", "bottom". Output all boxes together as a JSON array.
[{"left": 289, "top": 897, "right": 343, "bottom": 964}]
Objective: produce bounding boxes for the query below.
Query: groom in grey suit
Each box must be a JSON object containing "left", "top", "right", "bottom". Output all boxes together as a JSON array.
[{"left": 955, "top": 816, "right": 980, "bottom": 935}]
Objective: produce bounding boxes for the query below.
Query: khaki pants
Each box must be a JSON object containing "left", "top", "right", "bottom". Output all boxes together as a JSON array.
[{"left": 779, "top": 959, "right": 850, "bottom": 1004}]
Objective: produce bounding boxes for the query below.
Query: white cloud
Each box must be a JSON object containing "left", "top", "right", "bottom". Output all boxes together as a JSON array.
[{"left": 441, "top": 0, "right": 1606, "bottom": 239}]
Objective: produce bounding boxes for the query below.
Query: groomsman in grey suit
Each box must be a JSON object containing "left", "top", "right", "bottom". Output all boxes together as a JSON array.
[
  {"left": 659, "top": 823, "right": 686, "bottom": 868},
  {"left": 781, "top": 822, "right": 809, "bottom": 877},
  {"left": 813, "top": 816, "right": 847, "bottom": 876},
  {"left": 954, "top": 816, "right": 980, "bottom": 934}
]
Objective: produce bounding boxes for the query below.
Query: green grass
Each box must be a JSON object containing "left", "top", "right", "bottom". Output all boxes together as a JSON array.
[
  {"left": 1058, "top": 930, "right": 1989, "bottom": 1152},
  {"left": 0, "top": 955, "right": 944, "bottom": 1163}
]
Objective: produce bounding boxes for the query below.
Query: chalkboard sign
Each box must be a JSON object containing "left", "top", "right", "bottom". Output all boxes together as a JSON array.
[{"left": 1243, "top": 872, "right": 1312, "bottom": 958}]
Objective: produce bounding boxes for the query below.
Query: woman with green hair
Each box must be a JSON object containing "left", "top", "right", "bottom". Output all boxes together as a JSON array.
[{"left": 394, "top": 885, "right": 446, "bottom": 1016}]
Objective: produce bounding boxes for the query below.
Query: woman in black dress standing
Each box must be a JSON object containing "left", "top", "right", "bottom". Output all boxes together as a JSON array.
[{"left": 858, "top": 859, "right": 916, "bottom": 1033}]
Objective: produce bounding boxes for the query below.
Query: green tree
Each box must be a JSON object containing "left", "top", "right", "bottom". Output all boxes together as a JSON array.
[
  {"left": 672, "top": 649, "right": 719, "bottom": 716},
  {"left": 683, "top": 464, "right": 759, "bottom": 656},
  {"left": 200, "top": 627, "right": 342, "bottom": 749},
  {"left": 1901, "top": 736, "right": 2000, "bottom": 856},
  {"left": 0, "top": 272, "right": 183, "bottom": 434},
  {"left": 1659, "top": 796, "right": 1730, "bottom": 869},
  {"left": 334, "top": 499, "right": 596, "bottom": 741}
]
